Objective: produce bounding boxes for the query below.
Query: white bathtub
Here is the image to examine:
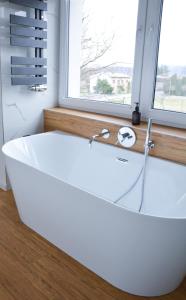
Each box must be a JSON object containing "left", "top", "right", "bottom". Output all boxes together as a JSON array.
[{"left": 2, "top": 131, "right": 186, "bottom": 297}]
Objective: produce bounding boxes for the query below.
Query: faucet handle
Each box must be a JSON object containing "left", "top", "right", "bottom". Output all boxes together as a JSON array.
[
  {"left": 117, "top": 127, "right": 136, "bottom": 148},
  {"left": 119, "top": 132, "right": 133, "bottom": 142},
  {"left": 101, "top": 129, "right": 110, "bottom": 139}
]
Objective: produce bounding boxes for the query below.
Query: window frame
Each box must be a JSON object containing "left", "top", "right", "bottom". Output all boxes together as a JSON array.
[
  {"left": 59, "top": 0, "right": 186, "bottom": 128},
  {"left": 59, "top": 0, "right": 148, "bottom": 118},
  {"left": 140, "top": 0, "right": 186, "bottom": 128}
]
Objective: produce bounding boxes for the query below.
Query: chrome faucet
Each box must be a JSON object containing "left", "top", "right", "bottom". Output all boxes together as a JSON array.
[
  {"left": 89, "top": 129, "right": 110, "bottom": 147},
  {"left": 144, "top": 118, "right": 155, "bottom": 152},
  {"left": 139, "top": 118, "right": 155, "bottom": 213}
]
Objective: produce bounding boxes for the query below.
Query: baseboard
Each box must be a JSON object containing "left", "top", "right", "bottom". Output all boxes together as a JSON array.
[{"left": 0, "top": 181, "right": 10, "bottom": 191}]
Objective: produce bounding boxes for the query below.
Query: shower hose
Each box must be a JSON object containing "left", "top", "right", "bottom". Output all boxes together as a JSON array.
[{"left": 114, "top": 145, "right": 150, "bottom": 212}]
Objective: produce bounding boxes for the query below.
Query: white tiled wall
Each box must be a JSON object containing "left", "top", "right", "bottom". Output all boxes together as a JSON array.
[{"left": 0, "top": 0, "right": 60, "bottom": 189}]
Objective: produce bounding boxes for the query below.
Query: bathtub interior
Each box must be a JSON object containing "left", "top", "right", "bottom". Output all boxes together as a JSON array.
[{"left": 2, "top": 131, "right": 186, "bottom": 218}]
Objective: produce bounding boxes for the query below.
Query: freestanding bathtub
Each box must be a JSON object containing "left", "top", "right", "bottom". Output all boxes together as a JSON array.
[{"left": 2, "top": 131, "right": 186, "bottom": 297}]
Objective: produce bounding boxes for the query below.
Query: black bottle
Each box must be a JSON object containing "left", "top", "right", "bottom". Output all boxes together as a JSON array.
[{"left": 132, "top": 103, "right": 141, "bottom": 125}]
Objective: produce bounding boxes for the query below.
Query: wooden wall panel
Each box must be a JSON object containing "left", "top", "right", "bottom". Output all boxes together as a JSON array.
[{"left": 44, "top": 108, "right": 186, "bottom": 165}]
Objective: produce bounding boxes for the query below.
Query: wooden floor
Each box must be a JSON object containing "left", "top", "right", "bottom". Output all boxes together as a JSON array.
[{"left": 0, "top": 190, "right": 185, "bottom": 300}]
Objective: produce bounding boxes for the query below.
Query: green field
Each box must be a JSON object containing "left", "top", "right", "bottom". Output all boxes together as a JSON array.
[
  {"left": 154, "top": 96, "right": 186, "bottom": 113},
  {"left": 80, "top": 93, "right": 132, "bottom": 105},
  {"left": 81, "top": 93, "right": 186, "bottom": 114}
]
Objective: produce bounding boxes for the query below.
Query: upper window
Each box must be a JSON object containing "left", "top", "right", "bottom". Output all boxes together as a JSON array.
[
  {"left": 68, "top": 0, "right": 139, "bottom": 106},
  {"left": 154, "top": 0, "right": 186, "bottom": 114}
]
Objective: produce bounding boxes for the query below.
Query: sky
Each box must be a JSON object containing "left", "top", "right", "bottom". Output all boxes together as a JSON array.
[
  {"left": 82, "top": 0, "right": 138, "bottom": 67},
  {"left": 80, "top": 0, "right": 186, "bottom": 67},
  {"left": 158, "top": 0, "right": 186, "bottom": 66}
]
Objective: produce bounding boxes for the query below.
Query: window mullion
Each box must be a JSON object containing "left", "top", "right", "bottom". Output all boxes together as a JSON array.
[
  {"left": 59, "top": 0, "right": 70, "bottom": 101},
  {"left": 140, "top": 0, "right": 163, "bottom": 119},
  {"left": 131, "top": 0, "right": 148, "bottom": 109}
]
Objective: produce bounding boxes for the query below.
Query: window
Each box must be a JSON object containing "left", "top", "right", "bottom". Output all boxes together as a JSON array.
[
  {"left": 68, "top": 0, "right": 139, "bottom": 106},
  {"left": 60, "top": 0, "right": 186, "bottom": 127},
  {"left": 154, "top": 0, "right": 186, "bottom": 113}
]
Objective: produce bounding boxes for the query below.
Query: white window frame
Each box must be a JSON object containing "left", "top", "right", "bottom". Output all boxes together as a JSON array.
[
  {"left": 140, "top": 0, "right": 186, "bottom": 128},
  {"left": 59, "top": 0, "right": 186, "bottom": 128},
  {"left": 59, "top": 0, "right": 148, "bottom": 118}
]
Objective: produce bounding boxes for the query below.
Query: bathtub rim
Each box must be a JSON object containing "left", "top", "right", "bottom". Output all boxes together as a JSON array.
[{"left": 2, "top": 131, "right": 186, "bottom": 221}]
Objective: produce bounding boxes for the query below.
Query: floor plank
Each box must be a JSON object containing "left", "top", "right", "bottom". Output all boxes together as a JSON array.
[{"left": 0, "top": 189, "right": 185, "bottom": 300}]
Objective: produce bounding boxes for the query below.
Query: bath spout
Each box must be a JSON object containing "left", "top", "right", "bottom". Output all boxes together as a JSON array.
[
  {"left": 89, "top": 134, "right": 101, "bottom": 146},
  {"left": 89, "top": 129, "right": 110, "bottom": 147}
]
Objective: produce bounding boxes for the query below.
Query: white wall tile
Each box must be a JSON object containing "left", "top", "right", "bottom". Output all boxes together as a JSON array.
[{"left": 0, "top": 0, "right": 60, "bottom": 189}]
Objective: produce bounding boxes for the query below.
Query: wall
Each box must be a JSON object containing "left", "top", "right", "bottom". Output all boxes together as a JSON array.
[
  {"left": 44, "top": 107, "right": 186, "bottom": 165},
  {"left": 0, "top": 0, "right": 60, "bottom": 189}
]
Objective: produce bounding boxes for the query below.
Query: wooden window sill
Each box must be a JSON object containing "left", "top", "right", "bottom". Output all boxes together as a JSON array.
[{"left": 44, "top": 107, "right": 186, "bottom": 165}]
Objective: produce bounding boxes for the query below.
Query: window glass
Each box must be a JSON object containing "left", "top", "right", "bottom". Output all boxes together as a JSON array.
[
  {"left": 68, "top": 0, "right": 139, "bottom": 105},
  {"left": 154, "top": 0, "right": 186, "bottom": 113}
]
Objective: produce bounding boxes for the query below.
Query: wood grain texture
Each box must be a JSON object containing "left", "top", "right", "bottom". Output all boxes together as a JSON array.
[
  {"left": 0, "top": 189, "right": 186, "bottom": 300},
  {"left": 44, "top": 108, "right": 186, "bottom": 165}
]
